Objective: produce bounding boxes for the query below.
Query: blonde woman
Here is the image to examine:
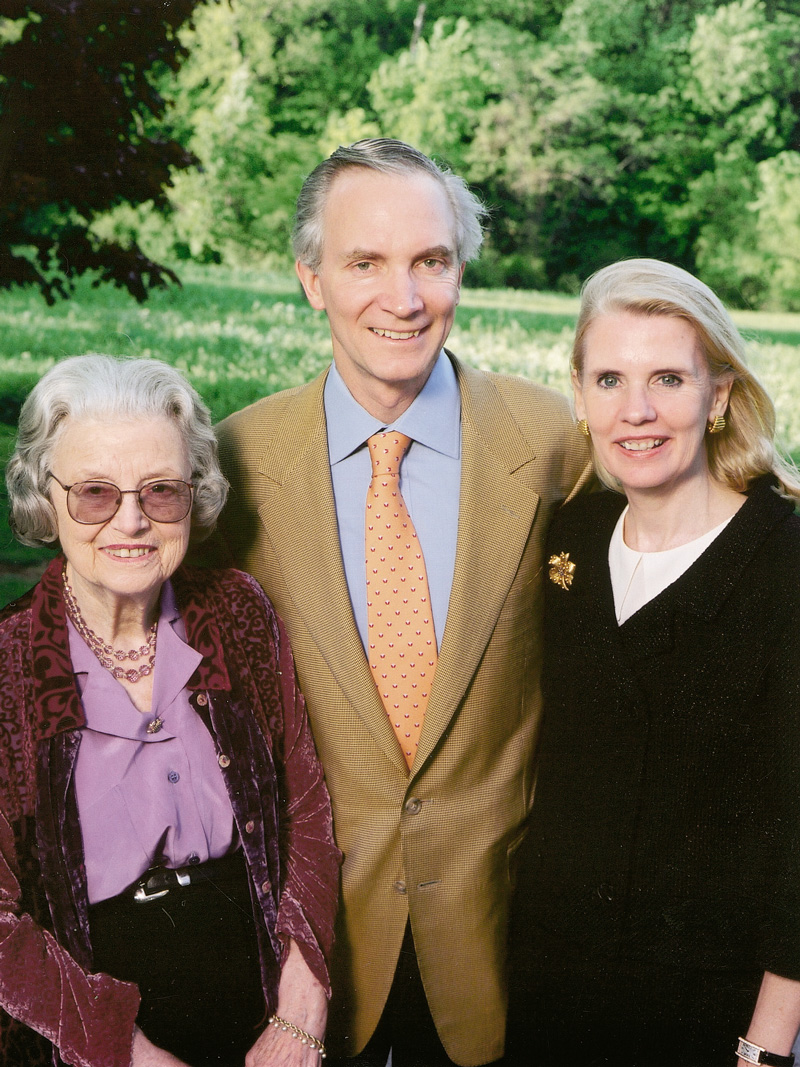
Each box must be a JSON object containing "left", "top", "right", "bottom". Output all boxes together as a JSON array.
[{"left": 508, "top": 260, "right": 800, "bottom": 1066}]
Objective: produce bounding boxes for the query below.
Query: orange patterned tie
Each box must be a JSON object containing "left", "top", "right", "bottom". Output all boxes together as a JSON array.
[{"left": 366, "top": 432, "right": 438, "bottom": 769}]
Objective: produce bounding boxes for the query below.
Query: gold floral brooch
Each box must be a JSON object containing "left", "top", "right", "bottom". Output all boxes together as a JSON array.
[{"left": 548, "top": 551, "right": 575, "bottom": 590}]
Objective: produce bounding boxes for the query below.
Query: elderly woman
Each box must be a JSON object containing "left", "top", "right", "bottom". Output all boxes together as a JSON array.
[
  {"left": 507, "top": 260, "right": 800, "bottom": 1066},
  {"left": 0, "top": 355, "right": 340, "bottom": 1067}
]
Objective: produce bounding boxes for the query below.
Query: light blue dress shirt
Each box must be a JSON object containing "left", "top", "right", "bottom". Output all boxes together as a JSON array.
[{"left": 324, "top": 351, "right": 462, "bottom": 652}]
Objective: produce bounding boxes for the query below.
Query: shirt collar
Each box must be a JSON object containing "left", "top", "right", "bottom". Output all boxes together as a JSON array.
[{"left": 324, "top": 350, "right": 461, "bottom": 464}]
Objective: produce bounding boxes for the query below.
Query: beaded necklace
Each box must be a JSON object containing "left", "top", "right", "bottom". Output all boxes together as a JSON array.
[{"left": 62, "top": 565, "right": 157, "bottom": 684}]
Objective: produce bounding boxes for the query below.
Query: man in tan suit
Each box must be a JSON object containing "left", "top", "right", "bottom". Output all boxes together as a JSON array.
[{"left": 212, "top": 140, "right": 590, "bottom": 1067}]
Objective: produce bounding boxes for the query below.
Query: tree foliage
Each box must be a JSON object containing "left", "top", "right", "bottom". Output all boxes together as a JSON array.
[
  {"left": 0, "top": 1, "right": 200, "bottom": 303},
  {"left": 92, "top": 0, "right": 800, "bottom": 307}
]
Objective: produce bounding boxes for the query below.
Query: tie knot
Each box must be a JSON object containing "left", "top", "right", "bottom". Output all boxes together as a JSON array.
[{"left": 368, "top": 432, "right": 412, "bottom": 478}]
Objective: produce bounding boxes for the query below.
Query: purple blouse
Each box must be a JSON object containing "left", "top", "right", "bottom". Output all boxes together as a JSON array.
[{"left": 70, "top": 581, "right": 237, "bottom": 903}]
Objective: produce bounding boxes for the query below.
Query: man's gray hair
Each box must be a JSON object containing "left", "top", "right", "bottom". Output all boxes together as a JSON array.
[
  {"left": 292, "top": 138, "right": 487, "bottom": 270},
  {"left": 6, "top": 354, "right": 228, "bottom": 547}
]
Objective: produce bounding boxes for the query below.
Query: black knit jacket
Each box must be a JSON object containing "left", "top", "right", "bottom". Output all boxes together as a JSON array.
[{"left": 508, "top": 476, "right": 800, "bottom": 1062}]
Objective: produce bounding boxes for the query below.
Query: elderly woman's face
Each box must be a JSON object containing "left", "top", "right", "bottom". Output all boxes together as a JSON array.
[
  {"left": 573, "top": 311, "right": 731, "bottom": 498},
  {"left": 48, "top": 416, "right": 192, "bottom": 608}
]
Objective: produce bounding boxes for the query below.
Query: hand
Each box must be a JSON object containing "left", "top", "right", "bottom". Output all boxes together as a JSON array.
[
  {"left": 245, "top": 939, "right": 328, "bottom": 1067},
  {"left": 131, "top": 1027, "right": 191, "bottom": 1067}
]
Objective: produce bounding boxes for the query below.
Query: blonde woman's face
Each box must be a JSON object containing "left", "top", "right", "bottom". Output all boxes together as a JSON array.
[{"left": 573, "top": 311, "right": 732, "bottom": 498}]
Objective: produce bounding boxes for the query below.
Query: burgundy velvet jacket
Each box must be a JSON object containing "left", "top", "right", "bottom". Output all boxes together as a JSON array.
[{"left": 0, "top": 558, "right": 340, "bottom": 1067}]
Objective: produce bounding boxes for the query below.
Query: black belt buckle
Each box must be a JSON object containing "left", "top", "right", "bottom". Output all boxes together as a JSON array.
[{"left": 133, "top": 866, "right": 191, "bottom": 903}]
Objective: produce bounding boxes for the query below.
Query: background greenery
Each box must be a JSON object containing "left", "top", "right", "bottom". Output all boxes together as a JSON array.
[
  {"left": 1, "top": 263, "right": 799, "bottom": 607},
  {"left": 4, "top": 0, "right": 800, "bottom": 307},
  {"left": 90, "top": 0, "right": 800, "bottom": 308},
  {"left": 3, "top": 1, "right": 800, "bottom": 603}
]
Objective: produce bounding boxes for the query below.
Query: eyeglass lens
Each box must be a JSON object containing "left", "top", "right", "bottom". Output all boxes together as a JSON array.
[{"left": 67, "top": 481, "right": 193, "bottom": 524}]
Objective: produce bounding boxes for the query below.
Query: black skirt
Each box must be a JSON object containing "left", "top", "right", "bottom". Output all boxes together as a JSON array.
[{"left": 89, "top": 850, "right": 268, "bottom": 1067}]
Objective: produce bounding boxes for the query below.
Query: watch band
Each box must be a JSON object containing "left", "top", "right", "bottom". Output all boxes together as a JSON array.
[{"left": 737, "top": 1038, "right": 795, "bottom": 1066}]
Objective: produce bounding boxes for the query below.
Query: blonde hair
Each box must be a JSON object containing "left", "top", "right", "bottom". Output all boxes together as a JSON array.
[{"left": 572, "top": 259, "right": 800, "bottom": 501}]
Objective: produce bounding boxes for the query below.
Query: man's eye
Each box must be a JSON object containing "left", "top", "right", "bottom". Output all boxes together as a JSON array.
[
  {"left": 598, "top": 375, "right": 618, "bottom": 388},
  {"left": 421, "top": 258, "right": 449, "bottom": 272}
]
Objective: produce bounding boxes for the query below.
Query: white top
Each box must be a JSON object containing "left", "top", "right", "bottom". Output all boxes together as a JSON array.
[{"left": 609, "top": 506, "right": 734, "bottom": 625}]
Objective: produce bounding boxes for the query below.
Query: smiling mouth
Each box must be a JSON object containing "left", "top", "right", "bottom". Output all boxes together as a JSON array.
[
  {"left": 369, "top": 328, "right": 421, "bottom": 339},
  {"left": 106, "top": 547, "right": 154, "bottom": 558},
  {"left": 619, "top": 438, "right": 665, "bottom": 451}
]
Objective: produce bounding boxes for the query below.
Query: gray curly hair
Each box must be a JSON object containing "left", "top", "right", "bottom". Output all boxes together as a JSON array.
[{"left": 6, "top": 354, "right": 228, "bottom": 547}]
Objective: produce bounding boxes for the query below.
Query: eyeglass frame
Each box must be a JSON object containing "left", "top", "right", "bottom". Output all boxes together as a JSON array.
[{"left": 47, "top": 472, "right": 195, "bottom": 525}]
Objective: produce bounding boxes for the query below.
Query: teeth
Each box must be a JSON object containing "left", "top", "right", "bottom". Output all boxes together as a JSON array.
[
  {"left": 109, "top": 547, "right": 151, "bottom": 558},
  {"left": 620, "top": 439, "right": 665, "bottom": 451},
  {"left": 371, "top": 329, "right": 421, "bottom": 339}
]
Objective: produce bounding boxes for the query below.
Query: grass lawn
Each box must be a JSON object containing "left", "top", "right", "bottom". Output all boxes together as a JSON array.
[{"left": 1, "top": 262, "right": 799, "bottom": 606}]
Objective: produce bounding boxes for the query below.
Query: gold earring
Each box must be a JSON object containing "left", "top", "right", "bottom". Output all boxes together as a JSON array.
[
  {"left": 707, "top": 414, "right": 726, "bottom": 435},
  {"left": 577, "top": 419, "right": 590, "bottom": 438}
]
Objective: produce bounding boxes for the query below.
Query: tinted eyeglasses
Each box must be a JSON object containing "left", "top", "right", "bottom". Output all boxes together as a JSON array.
[{"left": 48, "top": 472, "right": 194, "bottom": 525}]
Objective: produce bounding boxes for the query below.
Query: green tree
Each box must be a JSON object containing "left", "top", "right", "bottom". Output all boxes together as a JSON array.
[
  {"left": 749, "top": 151, "right": 800, "bottom": 309},
  {"left": 682, "top": 0, "right": 800, "bottom": 303},
  {"left": 116, "top": 0, "right": 571, "bottom": 269},
  {"left": 0, "top": 1, "right": 199, "bottom": 303},
  {"left": 102, "top": 0, "right": 800, "bottom": 307},
  {"left": 130, "top": 0, "right": 430, "bottom": 263},
  {"left": 345, "top": 0, "right": 800, "bottom": 298}
]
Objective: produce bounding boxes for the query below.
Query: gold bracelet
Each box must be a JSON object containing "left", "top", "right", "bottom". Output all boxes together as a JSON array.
[{"left": 269, "top": 1014, "right": 327, "bottom": 1058}]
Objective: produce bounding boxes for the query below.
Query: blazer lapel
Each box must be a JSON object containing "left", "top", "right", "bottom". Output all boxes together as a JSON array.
[
  {"left": 256, "top": 373, "right": 406, "bottom": 770},
  {"left": 414, "top": 360, "right": 543, "bottom": 770}
]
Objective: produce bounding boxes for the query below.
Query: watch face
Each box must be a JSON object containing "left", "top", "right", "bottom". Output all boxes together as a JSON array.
[{"left": 737, "top": 1039, "right": 762, "bottom": 1064}]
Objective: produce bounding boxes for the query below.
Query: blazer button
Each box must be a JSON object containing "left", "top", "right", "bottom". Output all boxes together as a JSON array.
[
  {"left": 404, "top": 797, "right": 422, "bottom": 815},
  {"left": 596, "top": 883, "right": 614, "bottom": 903},
  {"left": 218, "top": 754, "right": 231, "bottom": 768},
  {"left": 196, "top": 692, "right": 208, "bottom": 706},
  {"left": 393, "top": 879, "right": 407, "bottom": 895},
  {"left": 245, "top": 820, "right": 255, "bottom": 834}
]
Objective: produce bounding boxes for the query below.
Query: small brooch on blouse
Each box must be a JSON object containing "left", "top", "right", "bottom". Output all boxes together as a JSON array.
[
  {"left": 147, "top": 717, "right": 164, "bottom": 735},
  {"left": 548, "top": 551, "right": 576, "bottom": 590}
]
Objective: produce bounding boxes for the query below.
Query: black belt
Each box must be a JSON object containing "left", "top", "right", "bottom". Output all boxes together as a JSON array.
[{"left": 130, "top": 852, "right": 245, "bottom": 904}]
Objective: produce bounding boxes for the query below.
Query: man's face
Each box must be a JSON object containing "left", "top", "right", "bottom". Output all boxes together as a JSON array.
[{"left": 296, "top": 167, "right": 464, "bottom": 419}]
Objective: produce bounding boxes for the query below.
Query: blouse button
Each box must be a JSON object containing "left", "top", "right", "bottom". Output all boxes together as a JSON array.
[
  {"left": 196, "top": 692, "right": 208, "bottom": 706},
  {"left": 167, "top": 770, "right": 180, "bottom": 784},
  {"left": 245, "top": 820, "right": 255, "bottom": 834},
  {"left": 218, "top": 754, "right": 231, "bottom": 768}
]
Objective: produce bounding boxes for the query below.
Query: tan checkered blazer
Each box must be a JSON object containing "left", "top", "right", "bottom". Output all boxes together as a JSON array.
[{"left": 213, "top": 353, "right": 591, "bottom": 1066}]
